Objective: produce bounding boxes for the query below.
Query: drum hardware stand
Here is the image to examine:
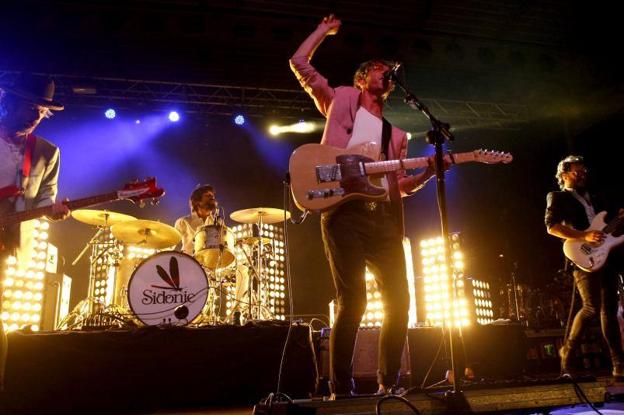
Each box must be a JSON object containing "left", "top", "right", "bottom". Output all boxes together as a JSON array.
[
  {"left": 65, "top": 225, "right": 129, "bottom": 330},
  {"left": 237, "top": 238, "right": 274, "bottom": 321},
  {"left": 388, "top": 68, "right": 469, "bottom": 411}
]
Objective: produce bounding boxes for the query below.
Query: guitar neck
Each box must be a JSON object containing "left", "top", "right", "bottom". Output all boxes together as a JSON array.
[
  {"left": 0, "top": 191, "right": 118, "bottom": 227},
  {"left": 605, "top": 216, "right": 624, "bottom": 235},
  {"left": 364, "top": 152, "right": 477, "bottom": 175}
]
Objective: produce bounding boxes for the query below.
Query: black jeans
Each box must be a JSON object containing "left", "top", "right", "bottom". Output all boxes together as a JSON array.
[
  {"left": 566, "top": 245, "right": 624, "bottom": 366},
  {"left": 321, "top": 200, "right": 410, "bottom": 393}
]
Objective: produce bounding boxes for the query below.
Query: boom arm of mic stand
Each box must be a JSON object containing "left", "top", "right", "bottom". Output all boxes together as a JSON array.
[
  {"left": 390, "top": 71, "right": 464, "bottom": 395},
  {"left": 390, "top": 74, "right": 455, "bottom": 141}
]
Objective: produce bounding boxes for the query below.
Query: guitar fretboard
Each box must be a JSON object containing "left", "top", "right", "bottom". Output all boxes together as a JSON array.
[
  {"left": 605, "top": 216, "right": 624, "bottom": 234},
  {"left": 0, "top": 192, "right": 118, "bottom": 227},
  {"left": 364, "top": 152, "right": 477, "bottom": 175}
]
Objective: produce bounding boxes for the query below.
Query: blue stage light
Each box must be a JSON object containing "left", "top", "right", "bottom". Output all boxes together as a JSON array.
[
  {"left": 168, "top": 111, "right": 180, "bottom": 122},
  {"left": 234, "top": 114, "right": 245, "bottom": 126},
  {"left": 104, "top": 108, "right": 116, "bottom": 119}
]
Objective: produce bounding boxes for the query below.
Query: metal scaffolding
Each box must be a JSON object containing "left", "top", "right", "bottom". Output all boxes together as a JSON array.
[{"left": 0, "top": 71, "right": 530, "bottom": 129}]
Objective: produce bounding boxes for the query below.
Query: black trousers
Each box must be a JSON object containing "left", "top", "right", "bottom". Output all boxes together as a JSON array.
[
  {"left": 321, "top": 200, "right": 410, "bottom": 393},
  {"left": 566, "top": 245, "right": 624, "bottom": 366}
]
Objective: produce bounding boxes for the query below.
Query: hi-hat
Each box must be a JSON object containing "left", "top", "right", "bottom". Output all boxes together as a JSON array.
[
  {"left": 111, "top": 220, "right": 181, "bottom": 249},
  {"left": 230, "top": 207, "right": 290, "bottom": 224},
  {"left": 237, "top": 236, "right": 272, "bottom": 246},
  {"left": 72, "top": 209, "right": 136, "bottom": 227}
]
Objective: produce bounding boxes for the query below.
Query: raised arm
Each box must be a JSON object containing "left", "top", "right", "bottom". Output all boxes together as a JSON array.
[{"left": 289, "top": 15, "right": 342, "bottom": 116}]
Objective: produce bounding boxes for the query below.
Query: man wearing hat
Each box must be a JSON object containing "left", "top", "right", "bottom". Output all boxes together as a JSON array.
[{"left": 0, "top": 73, "right": 70, "bottom": 389}]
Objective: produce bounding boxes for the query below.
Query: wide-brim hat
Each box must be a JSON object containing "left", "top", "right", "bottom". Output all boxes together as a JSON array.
[{"left": 0, "top": 73, "right": 64, "bottom": 111}]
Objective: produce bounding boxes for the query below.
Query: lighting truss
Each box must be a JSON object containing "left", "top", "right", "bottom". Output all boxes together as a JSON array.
[{"left": 0, "top": 71, "right": 530, "bottom": 129}]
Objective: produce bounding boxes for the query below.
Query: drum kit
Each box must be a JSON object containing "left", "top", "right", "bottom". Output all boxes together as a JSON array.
[{"left": 58, "top": 206, "right": 290, "bottom": 330}]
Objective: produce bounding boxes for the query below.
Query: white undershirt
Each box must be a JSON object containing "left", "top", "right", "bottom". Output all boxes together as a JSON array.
[{"left": 347, "top": 107, "right": 389, "bottom": 195}]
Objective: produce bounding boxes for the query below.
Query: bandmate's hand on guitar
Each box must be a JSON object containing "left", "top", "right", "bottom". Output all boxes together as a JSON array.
[
  {"left": 47, "top": 199, "right": 70, "bottom": 221},
  {"left": 583, "top": 229, "right": 605, "bottom": 243},
  {"left": 318, "top": 14, "right": 341, "bottom": 36},
  {"left": 424, "top": 155, "right": 453, "bottom": 178}
]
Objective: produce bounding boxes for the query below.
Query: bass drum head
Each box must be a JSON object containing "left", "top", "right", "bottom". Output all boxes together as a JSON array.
[{"left": 127, "top": 251, "right": 208, "bottom": 326}]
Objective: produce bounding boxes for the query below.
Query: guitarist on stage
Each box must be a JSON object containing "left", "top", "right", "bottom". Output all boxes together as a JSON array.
[
  {"left": 0, "top": 73, "right": 70, "bottom": 389},
  {"left": 545, "top": 155, "right": 624, "bottom": 378},
  {"left": 290, "top": 15, "right": 446, "bottom": 397}
]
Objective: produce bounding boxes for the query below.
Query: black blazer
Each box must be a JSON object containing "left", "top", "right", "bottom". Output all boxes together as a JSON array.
[{"left": 545, "top": 190, "right": 603, "bottom": 231}]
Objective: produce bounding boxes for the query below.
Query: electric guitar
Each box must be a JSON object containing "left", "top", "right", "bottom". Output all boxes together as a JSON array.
[
  {"left": 0, "top": 178, "right": 165, "bottom": 249},
  {"left": 288, "top": 142, "right": 513, "bottom": 212},
  {"left": 563, "top": 211, "right": 624, "bottom": 272}
]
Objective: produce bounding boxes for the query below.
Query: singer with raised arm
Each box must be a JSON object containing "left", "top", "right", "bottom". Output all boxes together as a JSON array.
[{"left": 290, "top": 15, "right": 445, "bottom": 398}]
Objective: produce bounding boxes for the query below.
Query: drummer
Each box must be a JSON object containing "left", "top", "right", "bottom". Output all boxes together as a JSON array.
[
  {"left": 174, "top": 184, "right": 221, "bottom": 254},
  {"left": 174, "top": 184, "right": 248, "bottom": 324}
]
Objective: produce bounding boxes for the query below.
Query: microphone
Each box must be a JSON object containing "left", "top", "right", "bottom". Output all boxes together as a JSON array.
[{"left": 383, "top": 62, "right": 402, "bottom": 81}]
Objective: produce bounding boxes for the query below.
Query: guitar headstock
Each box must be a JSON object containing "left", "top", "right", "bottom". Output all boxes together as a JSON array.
[
  {"left": 472, "top": 149, "right": 513, "bottom": 164},
  {"left": 118, "top": 178, "right": 165, "bottom": 204}
]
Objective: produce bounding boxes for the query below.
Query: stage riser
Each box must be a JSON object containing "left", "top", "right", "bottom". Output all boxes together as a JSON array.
[
  {"left": 317, "top": 325, "right": 527, "bottom": 394},
  {"left": 253, "top": 381, "right": 606, "bottom": 415},
  {"left": 0, "top": 323, "right": 317, "bottom": 415}
]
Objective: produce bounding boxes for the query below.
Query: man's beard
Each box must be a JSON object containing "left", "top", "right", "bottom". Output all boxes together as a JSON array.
[{"left": 200, "top": 201, "right": 217, "bottom": 211}]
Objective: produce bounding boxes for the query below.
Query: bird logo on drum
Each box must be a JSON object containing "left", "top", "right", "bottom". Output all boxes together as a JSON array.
[
  {"left": 127, "top": 251, "right": 209, "bottom": 326},
  {"left": 153, "top": 257, "right": 182, "bottom": 291}
]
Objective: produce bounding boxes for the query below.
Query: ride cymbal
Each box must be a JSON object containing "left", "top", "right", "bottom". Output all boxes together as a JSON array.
[
  {"left": 72, "top": 209, "right": 136, "bottom": 226},
  {"left": 111, "top": 219, "right": 181, "bottom": 249},
  {"left": 229, "top": 207, "right": 290, "bottom": 224}
]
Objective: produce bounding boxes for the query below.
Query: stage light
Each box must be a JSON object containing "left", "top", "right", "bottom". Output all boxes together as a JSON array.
[
  {"left": 104, "top": 109, "right": 116, "bottom": 119},
  {"left": 231, "top": 223, "right": 287, "bottom": 320},
  {"left": 135, "top": 119, "right": 141, "bottom": 124},
  {"left": 268, "top": 121, "right": 317, "bottom": 136},
  {"left": 420, "top": 233, "right": 494, "bottom": 327},
  {"left": 168, "top": 111, "right": 180, "bottom": 122},
  {"left": 1, "top": 219, "right": 56, "bottom": 332},
  {"left": 234, "top": 114, "right": 246, "bottom": 126},
  {"left": 406, "top": 132, "right": 413, "bottom": 141}
]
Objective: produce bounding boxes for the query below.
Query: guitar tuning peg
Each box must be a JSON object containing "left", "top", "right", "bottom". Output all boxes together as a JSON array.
[{"left": 151, "top": 198, "right": 159, "bottom": 206}]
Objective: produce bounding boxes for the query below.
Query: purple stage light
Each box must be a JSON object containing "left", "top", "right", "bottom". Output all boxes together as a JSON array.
[
  {"left": 168, "top": 111, "right": 180, "bottom": 122},
  {"left": 234, "top": 114, "right": 245, "bottom": 126}
]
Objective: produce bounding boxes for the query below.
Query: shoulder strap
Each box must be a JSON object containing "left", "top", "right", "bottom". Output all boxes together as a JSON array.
[
  {"left": 381, "top": 117, "right": 392, "bottom": 159},
  {"left": 22, "top": 133, "right": 36, "bottom": 179}
]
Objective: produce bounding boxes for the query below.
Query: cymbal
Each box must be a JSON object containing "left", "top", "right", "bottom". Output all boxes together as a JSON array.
[
  {"left": 230, "top": 207, "right": 290, "bottom": 224},
  {"left": 111, "top": 220, "right": 181, "bottom": 249},
  {"left": 237, "top": 236, "right": 272, "bottom": 246},
  {"left": 72, "top": 209, "right": 136, "bottom": 226}
]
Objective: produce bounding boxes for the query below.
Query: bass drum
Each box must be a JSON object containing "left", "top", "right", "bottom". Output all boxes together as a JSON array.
[{"left": 127, "top": 251, "right": 209, "bottom": 326}]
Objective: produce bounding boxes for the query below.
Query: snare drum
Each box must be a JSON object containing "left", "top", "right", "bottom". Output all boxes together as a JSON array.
[
  {"left": 193, "top": 224, "right": 236, "bottom": 269},
  {"left": 127, "top": 251, "right": 209, "bottom": 326}
]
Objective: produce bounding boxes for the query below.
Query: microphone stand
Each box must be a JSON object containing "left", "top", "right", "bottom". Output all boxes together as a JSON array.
[{"left": 388, "top": 71, "right": 468, "bottom": 411}]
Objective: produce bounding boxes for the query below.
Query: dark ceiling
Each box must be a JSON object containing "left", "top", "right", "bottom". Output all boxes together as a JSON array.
[{"left": 1, "top": 0, "right": 623, "bottom": 129}]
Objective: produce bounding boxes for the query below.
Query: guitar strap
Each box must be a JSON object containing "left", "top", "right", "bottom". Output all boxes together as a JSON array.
[
  {"left": 381, "top": 117, "right": 392, "bottom": 159},
  {"left": 0, "top": 133, "right": 36, "bottom": 200}
]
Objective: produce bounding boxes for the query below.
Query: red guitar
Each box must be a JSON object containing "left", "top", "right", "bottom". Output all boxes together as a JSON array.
[{"left": 0, "top": 178, "right": 164, "bottom": 245}]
